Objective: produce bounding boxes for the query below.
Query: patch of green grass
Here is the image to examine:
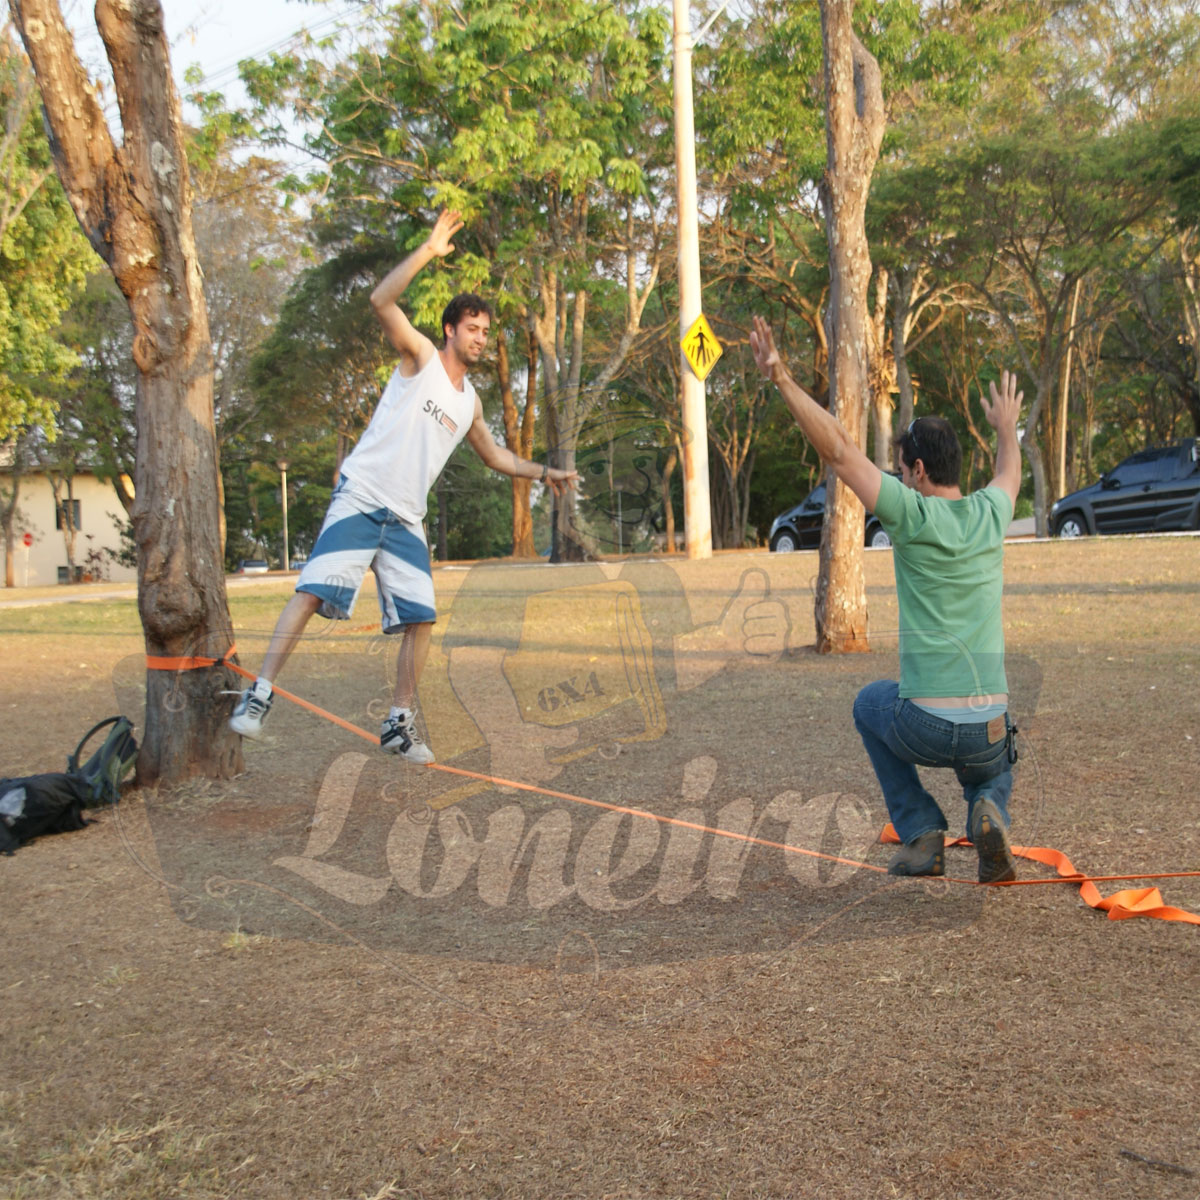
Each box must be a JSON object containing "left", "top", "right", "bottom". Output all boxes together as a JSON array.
[
  {"left": 0, "top": 601, "right": 143, "bottom": 636},
  {"left": 0, "top": 586, "right": 297, "bottom": 639}
]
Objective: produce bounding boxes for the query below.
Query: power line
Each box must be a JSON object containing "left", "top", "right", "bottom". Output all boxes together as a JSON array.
[{"left": 178, "top": 0, "right": 380, "bottom": 93}]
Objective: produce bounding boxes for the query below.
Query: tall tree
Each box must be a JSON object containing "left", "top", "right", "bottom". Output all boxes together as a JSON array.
[
  {"left": 10, "top": 0, "right": 240, "bottom": 783},
  {"left": 815, "top": 0, "right": 884, "bottom": 653},
  {"left": 243, "top": 0, "right": 669, "bottom": 561},
  {"left": 940, "top": 110, "right": 1160, "bottom": 531},
  {"left": 1158, "top": 116, "right": 1200, "bottom": 435}
]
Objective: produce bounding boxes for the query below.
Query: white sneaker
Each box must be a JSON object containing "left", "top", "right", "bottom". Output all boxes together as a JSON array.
[
  {"left": 380, "top": 711, "right": 434, "bottom": 764},
  {"left": 230, "top": 686, "right": 272, "bottom": 738}
]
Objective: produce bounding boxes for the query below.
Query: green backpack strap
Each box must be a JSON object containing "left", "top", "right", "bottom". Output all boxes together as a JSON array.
[{"left": 68, "top": 716, "right": 139, "bottom": 806}]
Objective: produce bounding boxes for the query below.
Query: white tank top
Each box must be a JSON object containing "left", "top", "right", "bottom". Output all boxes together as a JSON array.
[{"left": 340, "top": 353, "right": 476, "bottom": 523}]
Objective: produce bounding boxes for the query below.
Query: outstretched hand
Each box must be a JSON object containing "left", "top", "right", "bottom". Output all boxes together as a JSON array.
[
  {"left": 750, "top": 315, "right": 784, "bottom": 383},
  {"left": 426, "top": 209, "right": 464, "bottom": 258},
  {"left": 981, "top": 369, "right": 1023, "bottom": 431},
  {"left": 545, "top": 468, "right": 580, "bottom": 499}
]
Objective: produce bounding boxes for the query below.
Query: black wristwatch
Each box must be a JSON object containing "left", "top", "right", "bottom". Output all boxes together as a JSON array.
[{"left": 540, "top": 462, "right": 549, "bottom": 483}]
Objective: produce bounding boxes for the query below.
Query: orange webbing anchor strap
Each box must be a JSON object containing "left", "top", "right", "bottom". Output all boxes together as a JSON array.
[
  {"left": 146, "top": 645, "right": 237, "bottom": 672},
  {"left": 881, "top": 824, "right": 1200, "bottom": 925},
  {"left": 147, "top": 645, "right": 384, "bottom": 748}
]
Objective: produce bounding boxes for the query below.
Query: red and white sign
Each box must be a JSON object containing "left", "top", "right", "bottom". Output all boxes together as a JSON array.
[{"left": 21, "top": 531, "right": 33, "bottom": 548}]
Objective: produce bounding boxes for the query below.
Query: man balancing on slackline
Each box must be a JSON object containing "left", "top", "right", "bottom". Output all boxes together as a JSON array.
[
  {"left": 230, "top": 210, "right": 578, "bottom": 762},
  {"left": 750, "top": 315, "right": 1024, "bottom": 883}
]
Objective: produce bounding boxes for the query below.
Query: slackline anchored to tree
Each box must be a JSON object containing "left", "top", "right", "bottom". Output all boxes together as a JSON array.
[{"left": 147, "top": 646, "right": 1200, "bottom": 928}]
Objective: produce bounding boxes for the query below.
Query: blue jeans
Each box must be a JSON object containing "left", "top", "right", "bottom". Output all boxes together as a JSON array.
[{"left": 852, "top": 680, "right": 1014, "bottom": 845}]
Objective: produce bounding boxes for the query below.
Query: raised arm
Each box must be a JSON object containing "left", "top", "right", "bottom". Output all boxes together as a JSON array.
[
  {"left": 464, "top": 397, "right": 580, "bottom": 497},
  {"left": 980, "top": 369, "right": 1023, "bottom": 506},
  {"left": 369, "top": 210, "right": 464, "bottom": 370},
  {"left": 750, "top": 315, "right": 882, "bottom": 511}
]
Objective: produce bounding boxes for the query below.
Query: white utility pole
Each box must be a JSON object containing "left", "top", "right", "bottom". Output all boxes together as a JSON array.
[
  {"left": 277, "top": 459, "right": 290, "bottom": 571},
  {"left": 673, "top": 0, "right": 713, "bottom": 559}
]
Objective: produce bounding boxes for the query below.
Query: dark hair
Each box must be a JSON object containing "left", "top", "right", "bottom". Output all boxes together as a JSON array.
[
  {"left": 441, "top": 293, "right": 493, "bottom": 345},
  {"left": 893, "top": 416, "right": 962, "bottom": 487}
]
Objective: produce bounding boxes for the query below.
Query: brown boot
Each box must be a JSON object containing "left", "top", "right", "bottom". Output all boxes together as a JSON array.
[
  {"left": 970, "top": 798, "right": 1017, "bottom": 883},
  {"left": 887, "top": 830, "right": 945, "bottom": 877}
]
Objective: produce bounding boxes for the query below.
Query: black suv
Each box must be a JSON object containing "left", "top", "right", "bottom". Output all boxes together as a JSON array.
[
  {"left": 1051, "top": 439, "right": 1200, "bottom": 537},
  {"left": 768, "top": 479, "right": 893, "bottom": 552}
]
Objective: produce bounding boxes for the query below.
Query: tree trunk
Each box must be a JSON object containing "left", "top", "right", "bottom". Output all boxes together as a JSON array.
[
  {"left": 435, "top": 473, "right": 448, "bottom": 561},
  {"left": 868, "top": 266, "right": 894, "bottom": 469},
  {"left": 815, "top": 1, "right": 884, "bottom": 654},
  {"left": 551, "top": 285, "right": 589, "bottom": 559},
  {"left": 1051, "top": 275, "right": 1083, "bottom": 502},
  {"left": 1, "top": 475, "right": 18, "bottom": 588},
  {"left": 1025, "top": 430, "right": 1049, "bottom": 537},
  {"left": 495, "top": 325, "right": 536, "bottom": 558},
  {"left": 515, "top": 328, "right": 540, "bottom": 557},
  {"left": 110, "top": 471, "right": 136, "bottom": 516},
  {"left": 1, "top": 430, "right": 31, "bottom": 587},
  {"left": 11, "top": 0, "right": 241, "bottom": 783},
  {"left": 532, "top": 202, "right": 658, "bottom": 563},
  {"left": 892, "top": 268, "right": 918, "bottom": 433},
  {"left": 661, "top": 439, "right": 679, "bottom": 553},
  {"left": 1024, "top": 371, "right": 1055, "bottom": 537},
  {"left": 47, "top": 470, "right": 79, "bottom": 576},
  {"left": 64, "top": 473, "right": 77, "bottom": 575}
]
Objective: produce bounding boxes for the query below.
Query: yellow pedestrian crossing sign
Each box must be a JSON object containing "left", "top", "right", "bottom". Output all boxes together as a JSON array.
[{"left": 682, "top": 313, "right": 722, "bottom": 382}]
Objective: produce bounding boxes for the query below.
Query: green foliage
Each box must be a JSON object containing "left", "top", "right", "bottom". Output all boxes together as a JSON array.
[
  {"left": 0, "top": 36, "right": 97, "bottom": 441},
  {"left": 1155, "top": 115, "right": 1200, "bottom": 230},
  {"left": 429, "top": 441, "right": 513, "bottom": 560},
  {"left": 48, "top": 270, "right": 136, "bottom": 489},
  {"left": 214, "top": 0, "right": 1200, "bottom": 553}
]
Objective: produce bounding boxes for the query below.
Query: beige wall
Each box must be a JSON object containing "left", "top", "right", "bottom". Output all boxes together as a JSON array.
[{"left": 6, "top": 472, "right": 137, "bottom": 587}]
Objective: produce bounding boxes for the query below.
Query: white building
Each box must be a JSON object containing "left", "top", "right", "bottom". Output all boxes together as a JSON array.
[{"left": 4, "top": 469, "right": 137, "bottom": 587}]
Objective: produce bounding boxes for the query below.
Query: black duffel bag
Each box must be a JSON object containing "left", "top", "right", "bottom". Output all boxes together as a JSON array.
[{"left": 0, "top": 773, "right": 91, "bottom": 855}]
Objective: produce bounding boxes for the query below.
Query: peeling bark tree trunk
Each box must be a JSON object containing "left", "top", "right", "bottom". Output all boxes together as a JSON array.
[
  {"left": 815, "top": 1, "right": 885, "bottom": 654},
  {"left": 11, "top": 0, "right": 241, "bottom": 783}
]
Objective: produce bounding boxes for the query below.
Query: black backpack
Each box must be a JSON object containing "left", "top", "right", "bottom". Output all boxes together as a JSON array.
[{"left": 0, "top": 717, "right": 138, "bottom": 855}]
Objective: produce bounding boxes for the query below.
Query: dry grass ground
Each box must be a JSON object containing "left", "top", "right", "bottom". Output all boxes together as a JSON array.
[{"left": 1, "top": 536, "right": 1197, "bottom": 1200}]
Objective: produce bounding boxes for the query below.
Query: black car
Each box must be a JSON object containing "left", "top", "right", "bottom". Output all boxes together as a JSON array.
[
  {"left": 768, "top": 479, "right": 893, "bottom": 552},
  {"left": 1051, "top": 438, "right": 1200, "bottom": 537}
]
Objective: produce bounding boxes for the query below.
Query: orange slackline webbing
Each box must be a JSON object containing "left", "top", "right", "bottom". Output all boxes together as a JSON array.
[
  {"left": 430, "top": 757, "right": 891, "bottom": 875},
  {"left": 880, "top": 824, "right": 1200, "bottom": 925},
  {"left": 153, "top": 651, "right": 887, "bottom": 876},
  {"left": 145, "top": 645, "right": 237, "bottom": 672},
  {"left": 147, "top": 648, "right": 1200, "bottom": 924}
]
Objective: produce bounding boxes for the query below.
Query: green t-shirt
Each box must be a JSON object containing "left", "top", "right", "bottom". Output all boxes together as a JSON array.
[{"left": 871, "top": 473, "right": 1012, "bottom": 699}]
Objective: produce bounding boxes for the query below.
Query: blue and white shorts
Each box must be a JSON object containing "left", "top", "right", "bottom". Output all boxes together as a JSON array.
[{"left": 296, "top": 477, "right": 435, "bottom": 633}]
